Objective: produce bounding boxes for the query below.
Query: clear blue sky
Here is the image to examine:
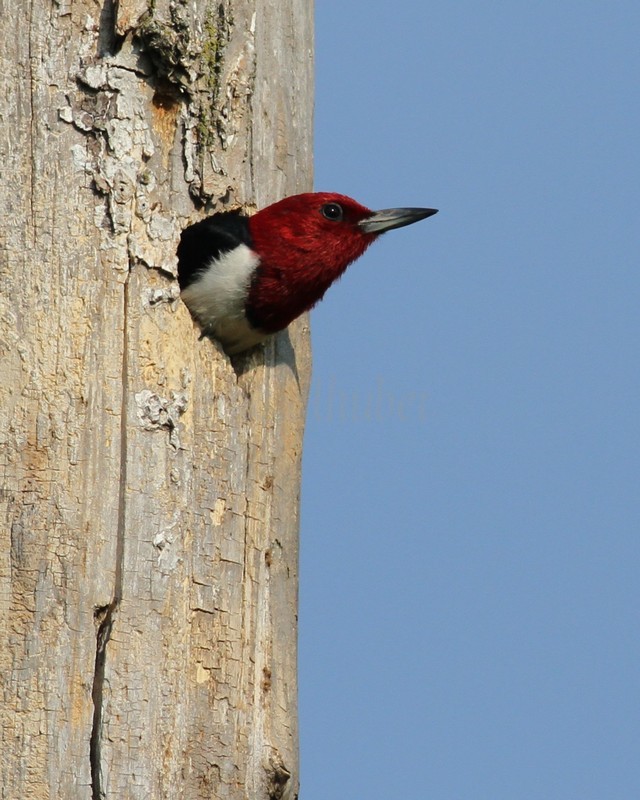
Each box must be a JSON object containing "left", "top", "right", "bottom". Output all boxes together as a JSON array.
[{"left": 299, "top": 2, "right": 639, "bottom": 798}]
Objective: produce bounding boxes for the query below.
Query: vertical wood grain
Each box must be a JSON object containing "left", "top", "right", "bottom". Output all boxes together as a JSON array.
[{"left": 0, "top": 2, "right": 313, "bottom": 797}]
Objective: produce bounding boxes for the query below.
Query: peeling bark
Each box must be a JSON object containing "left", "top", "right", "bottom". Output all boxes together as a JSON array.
[{"left": 0, "top": 1, "right": 313, "bottom": 797}]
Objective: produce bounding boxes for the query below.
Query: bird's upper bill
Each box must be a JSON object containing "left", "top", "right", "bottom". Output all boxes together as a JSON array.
[{"left": 359, "top": 207, "right": 438, "bottom": 234}]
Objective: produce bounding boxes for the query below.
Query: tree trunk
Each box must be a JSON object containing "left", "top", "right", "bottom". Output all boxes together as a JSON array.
[{"left": 0, "top": 2, "right": 313, "bottom": 798}]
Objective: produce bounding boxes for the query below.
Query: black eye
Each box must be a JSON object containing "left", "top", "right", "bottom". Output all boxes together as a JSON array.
[{"left": 321, "top": 203, "right": 344, "bottom": 221}]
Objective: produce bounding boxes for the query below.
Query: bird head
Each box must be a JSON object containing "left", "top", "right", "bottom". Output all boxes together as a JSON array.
[
  {"left": 247, "top": 192, "right": 437, "bottom": 332},
  {"left": 250, "top": 192, "right": 437, "bottom": 278}
]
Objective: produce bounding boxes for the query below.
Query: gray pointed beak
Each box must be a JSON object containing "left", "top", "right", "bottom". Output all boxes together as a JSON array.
[{"left": 359, "top": 207, "right": 438, "bottom": 234}]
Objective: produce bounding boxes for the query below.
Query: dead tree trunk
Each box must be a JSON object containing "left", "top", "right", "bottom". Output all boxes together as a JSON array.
[{"left": 0, "top": 2, "right": 313, "bottom": 798}]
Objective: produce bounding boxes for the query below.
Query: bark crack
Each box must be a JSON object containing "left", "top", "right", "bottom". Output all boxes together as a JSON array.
[
  {"left": 27, "top": 2, "right": 36, "bottom": 233},
  {"left": 98, "top": 0, "right": 123, "bottom": 57},
  {"left": 90, "top": 271, "right": 130, "bottom": 799}
]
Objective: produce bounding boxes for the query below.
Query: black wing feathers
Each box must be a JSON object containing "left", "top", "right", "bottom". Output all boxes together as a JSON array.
[{"left": 177, "top": 210, "right": 253, "bottom": 290}]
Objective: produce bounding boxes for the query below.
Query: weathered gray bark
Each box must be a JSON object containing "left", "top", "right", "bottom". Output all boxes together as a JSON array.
[{"left": 0, "top": 1, "right": 313, "bottom": 798}]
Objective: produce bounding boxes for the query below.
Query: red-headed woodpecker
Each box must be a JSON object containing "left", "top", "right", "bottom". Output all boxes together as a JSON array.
[{"left": 177, "top": 192, "right": 437, "bottom": 354}]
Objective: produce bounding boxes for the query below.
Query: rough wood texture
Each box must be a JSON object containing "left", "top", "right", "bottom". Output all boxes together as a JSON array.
[{"left": 0, "top": 1, "right": 313, "bottom": 798}]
